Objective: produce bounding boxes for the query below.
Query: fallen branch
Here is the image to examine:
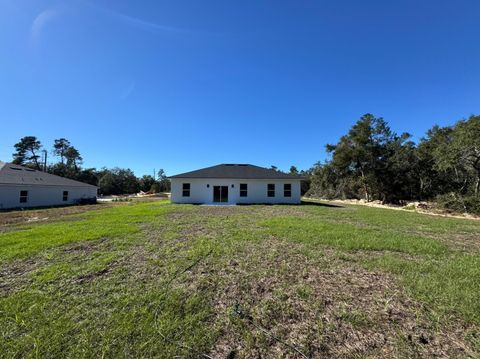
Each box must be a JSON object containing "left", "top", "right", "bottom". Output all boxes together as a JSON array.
[
  {"left": 154, "top": 249, "right": 215, "bottom": 358},
  {"left": 165, "top": 249, "right": 213, "bottom": 287}
]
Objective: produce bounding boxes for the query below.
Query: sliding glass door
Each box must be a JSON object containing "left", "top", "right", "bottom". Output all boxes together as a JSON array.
[{"left": 213, "top": 186, "right": 228, "bottom": 203}]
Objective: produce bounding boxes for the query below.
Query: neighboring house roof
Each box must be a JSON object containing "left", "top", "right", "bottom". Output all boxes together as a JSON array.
[
  {"left": 169, "top": 164, "right": 304, "bottom": 180},
  {"left": 0, "top": 161, "right": 97, "bottom": 188}
]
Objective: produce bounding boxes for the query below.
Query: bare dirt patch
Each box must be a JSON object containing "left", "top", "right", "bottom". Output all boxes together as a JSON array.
[
  {"left": 319, "top": 198, "right": 480, "bottom": 221},
  {"left": 0, "top": 237, "right": 115, "bottom": 295},
  {"left": 74, "top": 262, "right": 115, "bottom": 284},
  {"left": 150, "top": 205, "right": 477, "bottom": 358},
  {"left": 0, "top": 203, "right": 113, "bottom": 228},
  {"left": 201, "top": 240, "right": 475, "bottom": 358},
  {"left": 0, "top": 257, "right": 45, "bottom": 296},
  {"left": 2, "top": 203, "right": 477, "bottom": 357}
]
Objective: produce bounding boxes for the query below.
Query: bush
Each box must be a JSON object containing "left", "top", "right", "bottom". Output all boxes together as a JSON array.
[
  {"left": 112, "top": 197, "right": 132, "bottom": 202},
  {"left": 76, "top": 197, "right": 97, "bottom": 205},
  {"left": 464, "top": 195, "right": 480, "bottom": 214},
  {"left": 435, "top": 193, "right": 480, "bottom": 214}
]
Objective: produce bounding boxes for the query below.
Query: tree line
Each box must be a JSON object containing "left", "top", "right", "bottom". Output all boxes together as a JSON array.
[
  {"left": 11, "top": 137, "right": 170, "bottom": 196},
  {"left": 269, "top": 165, "right": 311, "bottom": 196},
  {"left": 10, "top": 113, "right": 480, "bottom": 213},
  {"left": 306, "top": 114, "right": 480, "bottom": 213}
]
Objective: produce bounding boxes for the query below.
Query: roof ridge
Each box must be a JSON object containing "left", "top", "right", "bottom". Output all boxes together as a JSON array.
[
  {"left": 170, "top": 163, "right": 304, "bottom": 180},
  {"left": 0, "top": 162, "right": 97, "bottom": 188}
]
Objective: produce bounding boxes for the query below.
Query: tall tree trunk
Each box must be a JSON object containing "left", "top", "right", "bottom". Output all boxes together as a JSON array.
[
  {"left": 30, "top": 149, "right": 40, "bottom": 170},
  {"left": 475, "top": 174, "right": 480, "bottom": 196},
  {"left": 360, "top": 169, "right": 369, "bottom": 201},
  {"left": 474, "top": 158, "right": 480, "bottom": 196},
  {"left": 419, "top": 177, "right": 424, "bottom": 200}
]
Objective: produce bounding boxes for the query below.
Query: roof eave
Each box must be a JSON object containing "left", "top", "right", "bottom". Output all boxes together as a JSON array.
[
  {"left": 168, "top": 176, "right": 305, "bottom": 180},
  {"left": 0, "top": 182, "right": 98, "bottom": 188}
]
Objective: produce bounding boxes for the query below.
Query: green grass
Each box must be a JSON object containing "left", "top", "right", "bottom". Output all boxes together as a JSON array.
[
  {"left": 0, "top": 202, "right": 170, "bottom": 261},
  {"left": 366, "top": 253, "right": 480, "bottom": 325},
  {"left": 262, "top": 211, "right": 480, "bottom": 329},
  {"left": 0, "top": 200, "right": 479, "bottom": 357},
  {"left": 262, "top": 217, "right": 448, "bottom": 255}
]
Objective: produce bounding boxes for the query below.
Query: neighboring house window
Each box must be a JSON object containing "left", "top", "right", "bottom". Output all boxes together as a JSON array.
[
  {"left": 19, "top": 190, "right": 28, "bottom": 203},
  {"left": 182, "top": 183, "right": 190, "bottom": 197},
  {"left": 284, "top": 184, "right": 292, "bottom": 197},
  {"left": 63, "top": 191, "right": 69, "bottom": 201},
  {"left": 240, "top": 183, "right": 248, "bottom": 197},
  {"left": 267, "top": 184, "right": 275, "bottom": 197}
]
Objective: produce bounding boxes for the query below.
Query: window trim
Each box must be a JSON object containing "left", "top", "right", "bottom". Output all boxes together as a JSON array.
[
  {"left": 240, "top": 183, "right": 248, "bottom": 197},
  {"left": 284, "top": 183, "right": 292, "bottom": 197},
  {"left": 182, "top": 183, "right": 191, "bottom": 197},
  {"left": 63, "top": 190, "right": 69, "bottom": 202},
  {"left": 19, "top": 190, "right": 28, "bottom": 203},
  {"left": 267, "top": 183, "right": 275, "bottom": 197}
]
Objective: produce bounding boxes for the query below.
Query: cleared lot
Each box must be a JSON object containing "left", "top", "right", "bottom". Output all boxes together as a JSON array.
[{"left": 0, "top": 200, "right": 479, "bottom": 357}]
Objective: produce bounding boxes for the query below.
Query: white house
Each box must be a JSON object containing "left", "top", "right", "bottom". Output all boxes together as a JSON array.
[
  {"left": 170, "top": 164, "right": 303, "bottom": 205},
  {"left": 0, "top": 161, "right": 97, "bottom": 210}
]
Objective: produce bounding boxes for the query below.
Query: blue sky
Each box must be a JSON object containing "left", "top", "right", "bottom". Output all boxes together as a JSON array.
[{"left": 1, "top": 0, "right": 479, "bottom": 176}]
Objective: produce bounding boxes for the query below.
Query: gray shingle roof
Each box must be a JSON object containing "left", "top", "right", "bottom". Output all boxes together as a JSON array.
[
  {"left": 169, "top": 164, "right": 304, "bottom": 180},
  {"left": 0, "top": 161, "right": 97, "bottom": 188}
]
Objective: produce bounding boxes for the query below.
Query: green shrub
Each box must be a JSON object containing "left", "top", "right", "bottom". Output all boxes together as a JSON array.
[
  {"left": 435, "top": 193, "right": 480, "bottom": 214},
  {"left": 464, "top": 195, "right": 480, "bottom": 214}
]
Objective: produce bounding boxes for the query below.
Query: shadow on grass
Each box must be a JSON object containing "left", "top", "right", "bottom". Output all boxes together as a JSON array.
[
  {"left": 300, "top": 200, "right": 344, "bottom": 208},
  {"left": 235, "top": 200, "right": 344, "bottom": 208},
  {"left": 0, "top": 202, "right": 101, "bottom": 213}
]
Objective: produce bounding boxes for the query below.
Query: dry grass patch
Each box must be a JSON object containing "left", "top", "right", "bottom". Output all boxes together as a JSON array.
[
  {"left": 204, "top": 240, "right": 473, "bottom": 358},
  {"left": 1, "top": 201, "right": 479, "bottom": 357},
  {"left": 0, "top": 203, "right": 113, "bottom": 227}
]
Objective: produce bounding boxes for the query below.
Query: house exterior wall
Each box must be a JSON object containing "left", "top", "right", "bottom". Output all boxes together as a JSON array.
[
  {"left": 170, "top": 178, "right": 301, "bottom": 204},
  {"left": 0, "top": 184, "right": 97, "bottom": 209}
]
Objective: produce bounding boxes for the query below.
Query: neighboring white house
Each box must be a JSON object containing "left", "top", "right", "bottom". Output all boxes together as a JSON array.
[
  {"left": 0, "top": 161, "right": 97, "bottom": 210},
  {"left": 170, "top": 164, "right": 303, "bottom": 205}
]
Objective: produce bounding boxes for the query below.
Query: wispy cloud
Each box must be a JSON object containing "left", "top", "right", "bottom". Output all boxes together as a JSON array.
[
  {"left": 86, "top": 2, "right": 219, "bottom": 36},
  {"left": 120, "top": 80, "right": 136, "bottom": 100},
  {"left": 101, "top": 7, "right": 192, "bottom": 34},
  {"left": 30, "top": 8, "right": 60, "bottom": 44},
  {"left": 29, "top": 2, "right": 220, "bottom": 48}
]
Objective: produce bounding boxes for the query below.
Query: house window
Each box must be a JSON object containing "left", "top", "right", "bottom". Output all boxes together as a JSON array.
[
  {"left": 182, "top": 183, "right": 190, "bottom": 197},
  {"left": 63, "top": 191, "right": 69, "bottom": 201},
  {"left": 284, "top": 184, "right": 292, "bottom": 197},
  {"left": 240, "top": 183, "right": 248, "bottom": 197},
  {"left": 267, "top": 184, "right": 275, "bottom": 197},
  {"left": 19, "top": 190, "right": 28, "bottom": 203}
]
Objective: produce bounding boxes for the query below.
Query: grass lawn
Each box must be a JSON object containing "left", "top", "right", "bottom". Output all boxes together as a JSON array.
[{"left": 0, "top": 200, "right": 479, "bottom": 358}]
